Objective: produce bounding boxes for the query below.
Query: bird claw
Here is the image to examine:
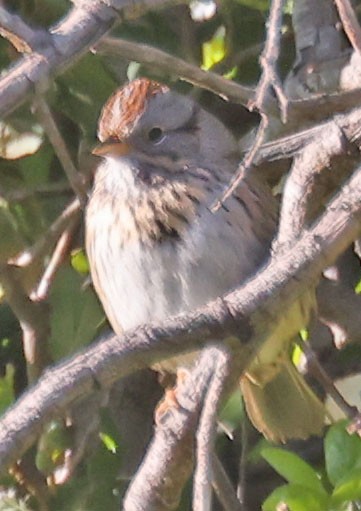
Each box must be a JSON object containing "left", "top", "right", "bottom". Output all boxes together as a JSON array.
[{"left": 155, "top": 368, "right": 191, "bottom": 425}]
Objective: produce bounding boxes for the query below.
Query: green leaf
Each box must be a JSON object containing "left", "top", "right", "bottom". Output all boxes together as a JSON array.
[
  {"left": 223, "top": 67, "right": 237, "bottom": 80},
  {"left": 49, "top": 265, "right": 104, "bottom": 359},
  {"left": 71, "top": 249, "right": 90, "bottom": 274},
  {"left": 248, "top": 438, "right": 273, "bottom": 464},
  {"left": 331, "top": 467, "right": 361, "bottom": 505},
  {"left": 325, "top": 421, "right": 361, "bottom": 486},
  {"left": 219, "top": 388, "right": 244, "bottom": 430},
  {"left": 261, "top": 447, "right": 327, "bottom": 495},
  {"left": 291, "top": 343, "right": 303, "bottom": 366},
  {"left": 99, "top": 432, "right": 118, "bottom": 454},
  {"left": 36, "top": 420, "right": 72, "bottom": 475},
  {"left": 262, "top": 483, "right": 329, "bottom": 511},
  {"left": 355, "top": 277, "right": 361, "bottom": 294},
  {"left": 0, "top": 364, "right": 14, "bottom": 414},
  {"left": 202, "top": 26, "right": 226, "bottom": 70}
]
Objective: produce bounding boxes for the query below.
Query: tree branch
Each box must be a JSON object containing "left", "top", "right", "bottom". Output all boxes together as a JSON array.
[
  {"left": 0, "top": 5, "right": 51, "bottom": 53},
  {"left": 1, "top": 158, "right": 361, "bottom": 476},
  {"left": 334, "top": 0, "right": 361, "bottom": 53},
  {"left": 250, "top": 0, "right": 287, "bottom": 120},
  {"left": 0, "top": 265, "right": 51, "bottom": 381},
  {"left": 0, "top": 0, "right": 185, "bottom": 118},
  {"left": 193, "top": 346, "right": 232, "bottom": 511},
  {"left": 0, "top": 0, "right": 361, "bottom": 139},
  {"left": 95, "top": 37, "right": 254, "bottom": 106},
  {"left": 9, "top": 198, "right": 80, "bottom": 268},
  {"left": 32, "top": 94, "right": 87, "bottom": 203}
]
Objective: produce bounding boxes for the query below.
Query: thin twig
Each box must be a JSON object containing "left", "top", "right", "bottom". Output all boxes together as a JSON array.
[
  {"left": 297, "top": 338, "right": 358, "bottom": 419},
  {"left": 193, "top": 346, "right": 232, "bottom": 511},
  {"left": 334, "top": 0, "right": 361, "bottom": 53},
  {"left": 95, "top": 37, "right": 254, "bottom": 106},
  {"left": 9, "top": 198, "right": 81, "bottom": 268},
  {"left": 32, "top": 95, "right": 87, "bottom": 204},
  {"left": 249, "top": 0, "right": 288, "bottom": 122},
  {"left": 30, "top": 220, "right": 78, "bottom": 301},
  {"left": 211, "top": 113, "right": 268, "bottom": 212},
  {"left": 210, "top": 0, "right": 286, "bottom": 212},
  {"left": 212, "top": 454, "right": 243, "bottom": 511},
  {"left": 237, "top": 416, "right": 249, "bottom": 507},
  {"left": 1, "top": 181, "right": 71, "bottom": 202}
]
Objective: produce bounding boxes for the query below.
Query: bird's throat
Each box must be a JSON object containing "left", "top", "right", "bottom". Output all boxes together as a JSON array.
[{"left": 91, "top": 168, "right": 205, "bottom": 246}]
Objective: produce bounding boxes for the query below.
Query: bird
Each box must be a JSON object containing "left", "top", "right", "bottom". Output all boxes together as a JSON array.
[{"left": 85, "top": 77, "right": 325, "bottom": 442}]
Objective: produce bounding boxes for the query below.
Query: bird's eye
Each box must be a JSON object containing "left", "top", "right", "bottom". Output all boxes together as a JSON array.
[{"left": 147, "top": 127, "right": 164, "bottom": 144}]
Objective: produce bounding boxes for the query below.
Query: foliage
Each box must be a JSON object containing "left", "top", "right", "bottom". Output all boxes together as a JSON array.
[
  {"left": 0, "top": 0, "right": 361, "bottom": 510},
  {"left": 262, "top": 421, "right": 361, "bottom": 511}
]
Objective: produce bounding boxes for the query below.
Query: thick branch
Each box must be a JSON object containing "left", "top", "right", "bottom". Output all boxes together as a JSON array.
[
  {"left": 1, "top": 161, "right": 361, "bottom": 474},
  {"left": 0, "top": 265, "right": 51, "bottom": 381},
  {"left": 0, "top": 0, "right": 184, "bottom": 118},
  {"left": 0, "top": 0, "right": 360, "bottom": 138},
  {"left": 254, "top": 105, "right": 361, "bottom": 166},
  {"left": 0, "top": 6, "right": 51, "bottom": 52},
  {"left": 0, "top": 0, "right": 359, "bottom": 136},
  {"left": 95, "top": 37, "right": 253, "bottom": 105},
  {"left": 95, "top": 36, "right": 361, "bottom": 128}
]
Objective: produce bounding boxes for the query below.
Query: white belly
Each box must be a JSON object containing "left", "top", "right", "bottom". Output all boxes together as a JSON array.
[
  {"left": 86, "top": 159, "right": 272, "bottom": 372},
  {"left": 87, "top": 204, "right": 265, "bottom": 335}
]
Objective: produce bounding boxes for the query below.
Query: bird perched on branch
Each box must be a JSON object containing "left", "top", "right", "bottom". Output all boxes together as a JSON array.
[{"left": 85, "top": 77, "right": 324, "bottom": 442}]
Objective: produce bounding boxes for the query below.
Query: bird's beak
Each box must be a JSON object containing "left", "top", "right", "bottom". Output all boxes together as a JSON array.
[{"left": 92, "top": 140, "right": 131, "bottom": 157}]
